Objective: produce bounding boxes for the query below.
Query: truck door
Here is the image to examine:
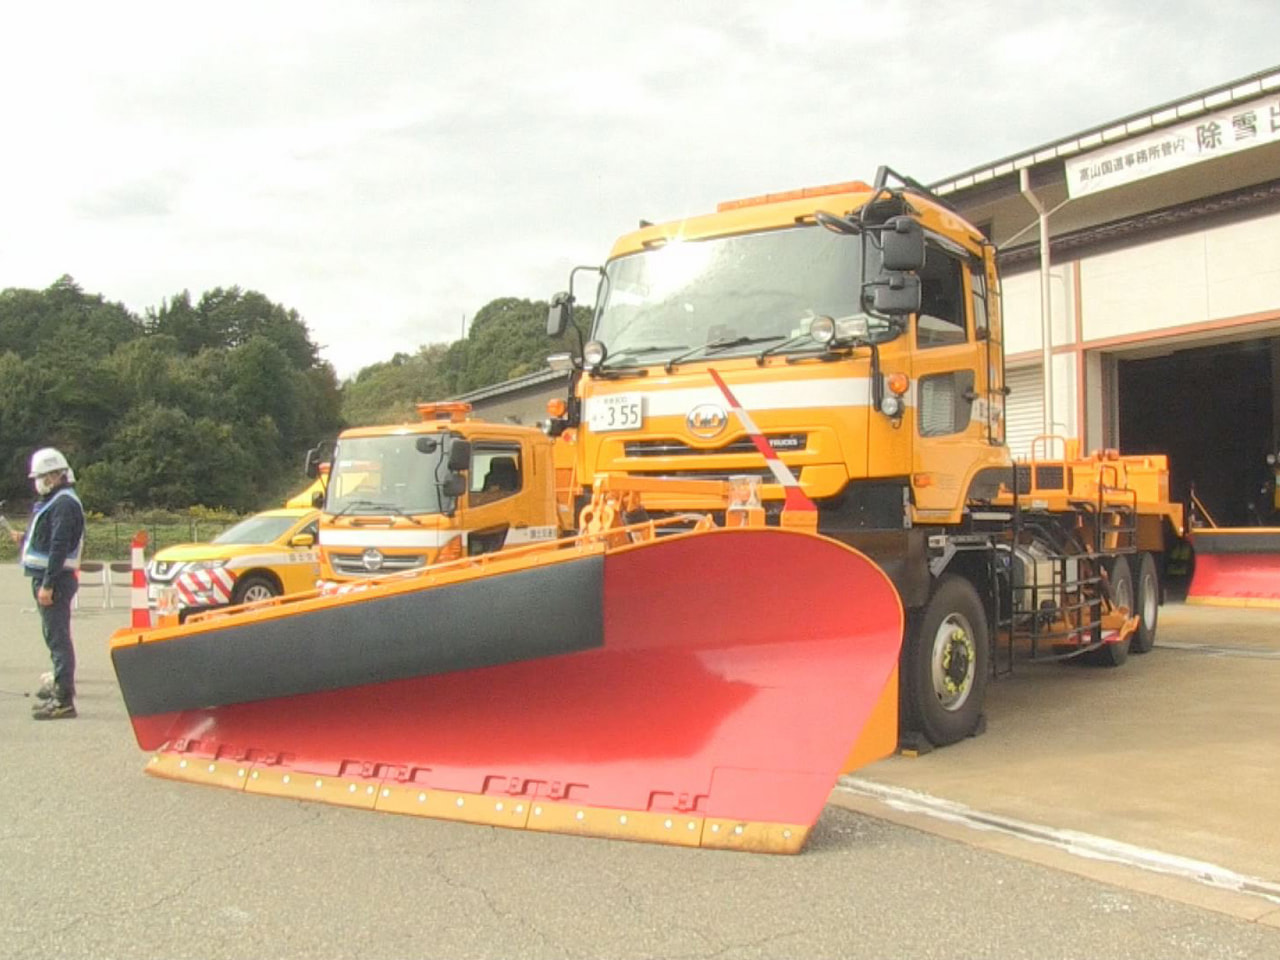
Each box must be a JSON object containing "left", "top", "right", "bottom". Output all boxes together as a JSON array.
[
  {"left": 909, "top": 241, "right": 991, "bottom": 514},
  {"left": 462, "top": 439, "right": 559, "bottom": 554}
]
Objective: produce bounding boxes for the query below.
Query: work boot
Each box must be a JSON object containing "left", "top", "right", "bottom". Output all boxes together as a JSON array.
[
  {"left": 31, "top": 698, "right": 76, "bottom": 721},
  {"left": 33, "top": 675, "right": 56, "bottom": 701}
]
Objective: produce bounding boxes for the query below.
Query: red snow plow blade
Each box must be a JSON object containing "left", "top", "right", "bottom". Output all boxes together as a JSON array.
[
  {"left": 110, "top": 527, "right": 902, "bottom": 853},
  {"left": 1188, "top": 528, "right": 1280, "bottom": 608}
]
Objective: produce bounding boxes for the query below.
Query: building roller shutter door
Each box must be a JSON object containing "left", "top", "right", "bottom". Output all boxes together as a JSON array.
[{"left": 1004, "top": 364, "right": 1044, "bottom": 460}]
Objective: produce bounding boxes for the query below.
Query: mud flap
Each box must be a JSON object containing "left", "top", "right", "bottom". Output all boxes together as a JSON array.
[
  {"left": 1188, "top": 529, "right": 1280, "bottom": 608},
  {"left": 111, "top": 528, "right": 903, "bottom": 853}
]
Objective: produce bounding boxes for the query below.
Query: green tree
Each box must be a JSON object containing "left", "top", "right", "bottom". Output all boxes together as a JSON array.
[
  {"left": 439, "top": 297, "right": 581, "bottom": 395},
  {"left": 77, "top": 403, "right": 260, "bottom": 512},
  {"left": 342, "top": 344, "right": 451, "bottom": 426},
  {"left": 2, "top": 279, "right": 341, "bottom": 512},
  {"left": 0, "top": 275, "right": 141, "bottom": 358},
  {"left": 148, "top": 286, "right": 321, "bottom": 369}
]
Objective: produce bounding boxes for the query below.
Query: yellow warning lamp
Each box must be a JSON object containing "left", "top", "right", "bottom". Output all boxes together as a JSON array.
[
  {"left": 546, "top": 398, "right": 568, "bottom": 419},
  {"left": 717, "top": 180, "right": 873, "bottom": 213},
  {"left": 885, "top": 372, "right": 909, "bottom": 396},
  {"left": 416, "top": 401, "right": 472, "bottom": 422}
]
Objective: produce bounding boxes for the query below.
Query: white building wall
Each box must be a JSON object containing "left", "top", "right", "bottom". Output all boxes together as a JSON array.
[
  {"left": 1000, "top": 265, "right": 1075, "bottom": 355},
  {"left": 1078, "top": 233, "right": 1208, "bottom": 341},
  {"left": 1078, "top": 208, "right": 1280, "bottom": 341},
  {"left": 1051, "top": 353, "right": 1076, "bottom": 439},
  {"left": 998, "top": 211, "right": 1280, "bottom": 462},
  {"left": 1204, "top": 209, "right": 1280, "bottom": 320}
]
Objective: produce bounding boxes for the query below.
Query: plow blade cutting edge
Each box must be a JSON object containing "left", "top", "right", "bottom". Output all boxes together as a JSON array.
[
  {"left": 1188, "top": 528, "right": 1280, "bottom": 608},
  {"left": 111, "top": 527, "right": 903, "bottom": 853}
]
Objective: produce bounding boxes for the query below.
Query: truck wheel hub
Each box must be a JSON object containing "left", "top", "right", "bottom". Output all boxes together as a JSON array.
[{"left": 932, "top": 616, "right": 976, "bottom": 711}]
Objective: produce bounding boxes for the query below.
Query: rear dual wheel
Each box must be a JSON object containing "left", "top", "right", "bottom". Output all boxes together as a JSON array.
[
  {"left": 1131, "top": 552, "right": 1160, "bottom": 654},
  {"left": 902, "top": 575, "right": 989, "bottom": 747}
]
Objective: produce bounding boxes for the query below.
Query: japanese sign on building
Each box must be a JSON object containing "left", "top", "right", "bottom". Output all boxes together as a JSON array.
[{"left": 1065, "top": 95, "right": 1280, "bottom": 198}]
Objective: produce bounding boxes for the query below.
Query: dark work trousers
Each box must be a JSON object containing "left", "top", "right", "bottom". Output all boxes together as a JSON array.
[{"left": 31, "top": 571, "right": 77, "bottom": 701}]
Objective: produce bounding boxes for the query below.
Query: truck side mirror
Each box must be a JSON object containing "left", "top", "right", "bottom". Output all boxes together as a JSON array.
[
  {"left": 547, "top": 291, "right": 574, "bottom": 337},
  {"left": 441, "top": 474, "right": 467, "bottom": 498},
  {"left": 881, "top": 217, "right": 925, "bottom": 271},
  {"left": 446, "top": 439, "right": 472, "bottom": 472},
  {"left": 415, "top": 436, "right": 439, "bottom": 454},
  {"left": 872, "top": 274, "right": 922, "bottom": 316},
  {"left": 303, "top": 447, "right": 321, "bottom": 479},
  {"left": 311, "top": 491, "right": 324, "bottom": 508}
]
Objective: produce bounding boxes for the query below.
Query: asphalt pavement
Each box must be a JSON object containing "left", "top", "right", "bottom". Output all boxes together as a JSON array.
[{"left": 2, "top": 563, "right": 1279, "bottom": 960}]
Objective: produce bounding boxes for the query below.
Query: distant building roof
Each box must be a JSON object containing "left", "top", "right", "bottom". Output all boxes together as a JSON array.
[{"left": 453, "top": 367, "right": 568, "bottom": 404}]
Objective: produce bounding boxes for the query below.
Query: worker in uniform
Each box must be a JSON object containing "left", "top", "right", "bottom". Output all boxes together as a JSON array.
[{"left": 10, "top": 448, "right": 85, "bottom": 720}]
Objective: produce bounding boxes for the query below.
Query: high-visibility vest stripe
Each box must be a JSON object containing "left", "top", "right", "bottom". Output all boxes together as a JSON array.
[{"left": 20, "top": 489, "right": 85, "bottom": 572}]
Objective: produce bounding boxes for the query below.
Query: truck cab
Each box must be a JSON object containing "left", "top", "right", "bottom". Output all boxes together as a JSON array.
[
  {"left": 546, "top": 173, "right": 1013, "bottom": 604},
  {"left": 314, "top": 402, "right": 568, "bottom": 580}
]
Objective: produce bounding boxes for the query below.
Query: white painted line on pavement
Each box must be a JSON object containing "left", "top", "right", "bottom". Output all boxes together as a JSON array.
[
  {"left": 1156, "top": 641, "right": 1280, "bottom": 660},
  {"left": 838, "top": 776, "right": 1280, "bottom": 905}
]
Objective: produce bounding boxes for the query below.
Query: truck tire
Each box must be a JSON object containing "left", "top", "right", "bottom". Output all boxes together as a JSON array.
[
  {"left": 1131, "top": 552, "right": 1160, "bottom": 654},
  {"left": 902, "top": 575, "right": 989, "bottom": 747},
  {"left": 1083, "top": 556, "right": 1132, "bottom": 667},
  {"left": 231, "top": 574, "right": 279, "bottom": 606}
]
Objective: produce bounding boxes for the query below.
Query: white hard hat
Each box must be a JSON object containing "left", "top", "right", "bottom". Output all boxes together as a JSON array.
[{"left": 29, "top": 447, "right": 70, "bottom": 478}]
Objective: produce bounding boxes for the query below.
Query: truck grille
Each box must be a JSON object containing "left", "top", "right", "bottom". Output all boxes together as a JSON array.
[
  {"left": 329, "top": 553, "right": 428, "bottom": 576},
  {"left": 623, "top": 434, "right": 807, "bottom": 457}
]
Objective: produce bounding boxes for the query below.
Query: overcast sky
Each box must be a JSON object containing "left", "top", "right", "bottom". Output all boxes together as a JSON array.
[{"left": 2, "top": 1, "right": 1277, "bottom": 379}]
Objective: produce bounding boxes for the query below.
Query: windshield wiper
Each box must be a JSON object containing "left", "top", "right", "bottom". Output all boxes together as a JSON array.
[
  {"left": 598, "top": 345, "right": 688, "bottom": 370},
  {"left": 757, "top": 332, "right": 821, "bottom": 364},
  {"left": 329, "top": 498, "right": 381, "bottom": 518},
  {"left": 665, "top": 335, "right": 785, "bottom": 373},
  {"left": 328, "top": 498, "right": 423, "bottom": 524},
  {"left": 363, "top": 502, "right": 425, "bottom": 525}
]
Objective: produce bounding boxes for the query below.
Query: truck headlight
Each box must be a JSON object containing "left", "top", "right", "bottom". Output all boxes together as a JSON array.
[{"left": 880, "top": 396, "right": 903, "bottom": 418}]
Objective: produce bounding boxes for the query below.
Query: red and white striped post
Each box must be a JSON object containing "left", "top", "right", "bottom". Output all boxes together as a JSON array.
[{"left": 130, "top": 531, "right": 151, "bottom": 629}]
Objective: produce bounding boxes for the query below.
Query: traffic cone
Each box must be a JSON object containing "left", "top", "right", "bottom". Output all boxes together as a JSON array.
[{"left": 131, "top": 531, "right": 151, "bottom": 629}]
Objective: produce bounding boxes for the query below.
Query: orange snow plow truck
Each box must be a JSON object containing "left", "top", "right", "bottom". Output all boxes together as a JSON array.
[
  {"left": 306, "top": 402, "right": 574, "bottom": 580},
  {"left": 109, "top": 167, "right": 1182, "bottom": 854}
]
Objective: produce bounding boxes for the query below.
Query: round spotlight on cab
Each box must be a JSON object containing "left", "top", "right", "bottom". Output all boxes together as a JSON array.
[
  {"left": 880, "top": 396, "right": 903, "bottom": 418},
  {"left": 546, "top": 397, "right": 568, "bottom": 418},
  {"left": 810, "top": 316, "right": 836, "bottom": 344},
  {"left": 582, "top": 340, "right": 607, "bottom": 368}
]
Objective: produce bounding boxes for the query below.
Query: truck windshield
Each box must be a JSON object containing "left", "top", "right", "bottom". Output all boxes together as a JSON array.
[
  {"left": 592, "top": 224, "right": 893, "bottom": 365},
  {"left": 325, "top": 436, "right": 445, "bottom": 517}
]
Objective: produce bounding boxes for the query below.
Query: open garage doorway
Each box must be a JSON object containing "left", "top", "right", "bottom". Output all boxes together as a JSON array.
[{"left": 1116, "top": 336, "right": 1277, "bottom": 528}]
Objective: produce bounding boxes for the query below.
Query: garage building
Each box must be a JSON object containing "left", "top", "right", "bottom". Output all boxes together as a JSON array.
[{"left": 938, "top": 64, "right": 1280, "bottom": 526}]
